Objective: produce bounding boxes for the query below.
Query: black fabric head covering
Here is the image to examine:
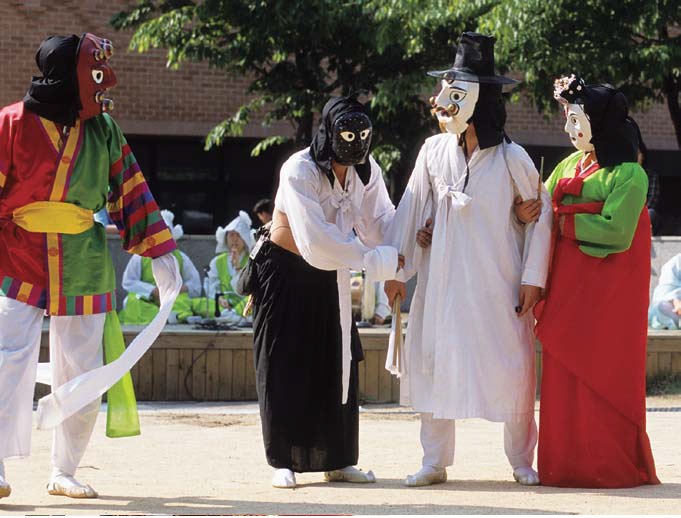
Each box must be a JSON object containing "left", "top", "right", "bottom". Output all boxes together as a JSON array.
[
  {"left": 556, "top": 76, "right": 639, "bottom": 168},
  {"left": 467, "top": 82, "right": 507, "bottom": 150},
  {"left": 309, "top": 95, "right": 372, "bottom": 186},
  {"left": 23, "top": 35, "right": 81, "bottom": 127},
  {"left": 428, "top": 32, "right": 518, "bottom": 85}
]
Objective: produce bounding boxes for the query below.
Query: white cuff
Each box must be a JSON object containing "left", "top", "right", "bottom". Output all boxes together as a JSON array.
[
  {"left": 363, "top": 246, "right": 398, "bottom": 282},
  {"left": 521, "top": 267, "right": 546, "bottom": 289}
]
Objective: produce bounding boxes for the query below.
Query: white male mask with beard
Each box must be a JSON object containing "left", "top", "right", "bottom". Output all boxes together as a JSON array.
[
  {"left": 564, "top": 103, "right": 594, "bottom": 152},
  {"left": 432, "top": 79, "right": 479, "bottom": 135}
]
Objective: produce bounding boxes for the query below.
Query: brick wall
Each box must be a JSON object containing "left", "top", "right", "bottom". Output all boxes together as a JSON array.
[
  {"left": 0, "top": 0, "right": 287, "bottom": 138},
  {"left": 0, "top": 0, "right": 677, "bottom": 151}
]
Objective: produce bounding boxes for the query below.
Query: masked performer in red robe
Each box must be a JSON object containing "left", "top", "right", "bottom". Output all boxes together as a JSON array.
[
  {"left": 517, "top": 75, "right": 659, "bottom": 488},
  {"left": 0, "top": 34, "right": 178, "bottom": 499}
]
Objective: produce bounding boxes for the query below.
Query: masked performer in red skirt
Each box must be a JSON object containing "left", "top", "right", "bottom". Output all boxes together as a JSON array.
[{"left": 519, "top": 75, "right": 659, "bottom": 488}]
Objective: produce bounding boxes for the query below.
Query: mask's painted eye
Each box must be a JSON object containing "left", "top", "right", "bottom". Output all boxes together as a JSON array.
[
  {"left": 360, "top": 129, "right": 371, "bottom": 140},
  {"left": 449, "top": 88, "right": 467, "bottom": 103},
  {"left": 570, "top": 115, "right": 578, "bottom": 126},
  {"left": 340, "top": 131, "right": 355, "bottom": 142},
  {"left": 92, "top": 69, "right": 104, "bottom": 84}
]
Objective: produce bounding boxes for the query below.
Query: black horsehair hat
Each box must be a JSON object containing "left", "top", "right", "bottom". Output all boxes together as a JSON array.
[{"left": 428, "top": 32, "right": 518, "bottom": 85}]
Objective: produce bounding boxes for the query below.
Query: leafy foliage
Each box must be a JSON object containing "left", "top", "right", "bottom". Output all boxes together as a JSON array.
[
  {"left": 111, "top": 0, "right": 497, "bottom": 190},
  {"left": 479, "top": 0, "right": 681, "bottom": 147}
]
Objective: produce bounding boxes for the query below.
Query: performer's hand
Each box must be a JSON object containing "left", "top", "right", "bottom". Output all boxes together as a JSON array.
[
  {"left": 397, "top": 254, "right": 405, "bottom": 271},
  {"left": 514, "top": 196, "right": 541, "bottom": 224},
  {"left": 150, "top": 288, "right": 160, "bottom": 303},
  {"left": 416, "top": 218, "right": 433, "bottom": 248},
  {"left": 180, "top": 284, "right": 189, "bottom": 293},
  {"left": 517, "top": 284, "right": 542, "bottom": 317},
  {"left": 673, "top": 298, "right": 681, "bottom": 315},
  {"left": 384, "top": 280, "right": 406, "bottom": 307},
  {"left": 218, "top": 296, "right": 231, "bottom": 309}
]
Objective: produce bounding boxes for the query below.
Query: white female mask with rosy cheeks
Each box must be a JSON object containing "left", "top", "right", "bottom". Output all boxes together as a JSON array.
[
  {"left": 564, "top": 103, "right": 594, "bottom": 152},
  {"left": 433, "top": 79, "right": 479, "bottom": 135}
]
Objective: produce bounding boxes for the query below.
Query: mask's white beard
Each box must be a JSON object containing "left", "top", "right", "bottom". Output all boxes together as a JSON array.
[
  {"left": 438, "top": 115, "right": 469, "bottom": 135},
  {"left": 432, "top": 79, "right": 479, "bottom": 136}
]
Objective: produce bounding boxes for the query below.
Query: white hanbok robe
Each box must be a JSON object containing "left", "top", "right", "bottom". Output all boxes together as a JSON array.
[
  {"left": 386, "top": 133, "right": 552, "bottom": 422},
  {"left": 275, "top": 148, "right": 398, "bottom": 402},
  {"left": 121, "top": 251, "right": 201, "bottom": 301}
]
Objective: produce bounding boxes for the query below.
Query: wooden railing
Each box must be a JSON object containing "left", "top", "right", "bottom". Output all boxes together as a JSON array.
[{"left": 36, "top": 327, "right": 681, "bottom": 403}]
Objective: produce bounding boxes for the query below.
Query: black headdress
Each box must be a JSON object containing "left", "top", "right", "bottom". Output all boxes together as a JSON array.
[
  {"left": 309, "top": 96, "right": 372, "bottom": 186},
  {"left": 554, "top": 75, "right": 639, "bottom": 168},
  {"left": 431, "top": 33, "right": 513, "bottom": 150},
  {"left": 469, "top": 82, "right": 507, "bottom": 150},
  {"left": 428, "top": 32, "right": 518, "bottom": 85},
  {"left": 23, "top": 35, "right": 81, "bottom": 127}
]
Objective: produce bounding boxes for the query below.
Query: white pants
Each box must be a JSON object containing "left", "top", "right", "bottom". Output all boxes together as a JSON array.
[
  {"left": 0, "top": 297, "right": 105, "bottom": 475},
  {"left": 419, "top": 412, "right": 537, "bottom": 470}
]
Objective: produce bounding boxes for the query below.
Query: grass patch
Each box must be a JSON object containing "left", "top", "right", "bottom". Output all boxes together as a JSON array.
[{"left": 647, "top": 372, "right": 681, "bottom": 396}]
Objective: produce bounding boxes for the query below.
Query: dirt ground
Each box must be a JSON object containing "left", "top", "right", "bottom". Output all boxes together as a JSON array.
[{"left": 1, "top": 398, "right": 679, "bottom": 515}]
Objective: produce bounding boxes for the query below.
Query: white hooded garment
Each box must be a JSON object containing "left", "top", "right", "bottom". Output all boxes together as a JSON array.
[{"left": 386, "top": 133, "right": 552, "bottom": 423}]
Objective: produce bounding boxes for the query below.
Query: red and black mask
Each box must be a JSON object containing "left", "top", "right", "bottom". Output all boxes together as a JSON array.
[
  {"left": 24, "top": 33, "right": 117, "bottom": 127},
  {"left": 76, "top": 33, "right": 117, "bottom": 120}
]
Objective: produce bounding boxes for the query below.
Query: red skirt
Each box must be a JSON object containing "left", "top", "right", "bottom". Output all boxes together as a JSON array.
[{"left": 535, "top": 210, "right": 659, "bottom": 488}]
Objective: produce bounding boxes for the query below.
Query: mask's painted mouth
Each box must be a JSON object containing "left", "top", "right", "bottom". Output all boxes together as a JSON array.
[
  {"left": 432, "top": 104, "right": 459, "bottom": 120},
  {"left": 95, "top": 90, "right": 114, "bottom": 112},
  {"left": 336, "top": 151, "right": 367, "bottom": 166}
]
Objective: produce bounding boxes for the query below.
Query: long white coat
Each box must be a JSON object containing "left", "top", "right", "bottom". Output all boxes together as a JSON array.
[
  {"left": 387, "top": 133, "right": 552, "bottom": 423},
  {"left": 275, "top": 149, "right": 398, "bottom": 403}
]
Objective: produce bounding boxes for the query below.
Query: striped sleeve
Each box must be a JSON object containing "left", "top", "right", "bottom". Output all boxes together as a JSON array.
[
  {"left": 0, "top": 108, "right": 13, "bottom": 197},
  {"left": 104, "top": 114, "right": 176, "bottom": 258}
]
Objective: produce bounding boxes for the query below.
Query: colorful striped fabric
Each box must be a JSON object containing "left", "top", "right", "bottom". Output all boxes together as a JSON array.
[
  {"left": 0, "top": 275, "right": 115, "bottom": 315},
  {"left": 43, "top": 120, "right": 83, "bottom": 315},
  {"left": 108, "top": 143, "right": 176, "bottom": 258},
  {"left": 0, "top": 105, "right": 175, "bottom": 316},
  {"left": 0, "top": 275, "right": 47, "bottom": 308}
]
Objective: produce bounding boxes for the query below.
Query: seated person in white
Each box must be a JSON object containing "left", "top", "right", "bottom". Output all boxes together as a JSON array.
[
  {"left": 118, "top": 210, "right": 201, "bottom": 324},
  {"left": 196, "top": 211, "right": 254, "bottom": 323},
  {"left": 649, "top": 253, "right": 681, "bottom": 329}
]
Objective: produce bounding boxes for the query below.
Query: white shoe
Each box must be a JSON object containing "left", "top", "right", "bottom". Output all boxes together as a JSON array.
[
  {"left": 324, "top": 465, "right": 376, "bottom": 483},
  {"left": 47, "top": 471, "right": 98, "bottom": 499},
  {"left": 404, "top": 465, "right": 447, "bottom": 487},
  {"left": 272, "top": 468, "right": 296, "bottom": 489},
  {"left": 0, "top": 461, "right": 11, "bottom": 498},
  {"left": 513, "top": 466, "right": 540, "bottom": 486}
]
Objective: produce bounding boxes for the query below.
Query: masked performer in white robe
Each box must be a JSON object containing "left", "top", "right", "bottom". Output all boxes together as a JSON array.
[
  {"left": 249, "top": 95, "right": 399, "bottom": 488},
  {"left": 384, "top": 32, "right": 552, "bottom": 487}
]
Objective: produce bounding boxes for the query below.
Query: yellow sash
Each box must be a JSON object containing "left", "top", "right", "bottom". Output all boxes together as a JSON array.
[{"left": 12, "top": 201, "right": 94, "bottom": 234}]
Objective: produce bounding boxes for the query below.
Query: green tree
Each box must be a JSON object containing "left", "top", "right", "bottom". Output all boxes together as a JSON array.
[
  {"left": 111, "top": 0, "right": 495, "bottom": 193},
  {"left": 479, "top": 0, "right": 681, "bottom": 148}
]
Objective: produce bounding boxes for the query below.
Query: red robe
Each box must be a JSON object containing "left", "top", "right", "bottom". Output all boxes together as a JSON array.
[{"left": 535, "top": 153, "right": 659, "bottom": 488}]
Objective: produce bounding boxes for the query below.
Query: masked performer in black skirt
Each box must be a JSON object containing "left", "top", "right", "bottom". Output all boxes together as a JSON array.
[{"left": 251, "top": 96, "right": 401, "bottom": 488}]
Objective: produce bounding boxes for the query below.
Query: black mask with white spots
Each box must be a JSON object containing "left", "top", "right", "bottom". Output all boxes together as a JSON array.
[
  {"left": 331, "top": 111, "right": 372, "bottom": 166},
  {"left": 310, "top": 96, "right": 373, "bottom": 185}
]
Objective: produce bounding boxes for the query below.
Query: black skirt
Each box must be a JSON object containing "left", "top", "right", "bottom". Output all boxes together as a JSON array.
[{"left": 252, "top": 241, "right": 363, "bottom": 472}]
